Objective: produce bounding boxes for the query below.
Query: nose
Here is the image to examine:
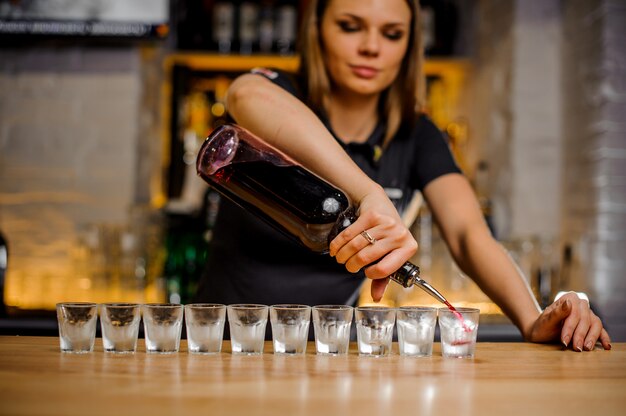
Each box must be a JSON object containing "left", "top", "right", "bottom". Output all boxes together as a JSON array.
[{"left": 358, "top": 29, "right": 380, "bottom": 57}]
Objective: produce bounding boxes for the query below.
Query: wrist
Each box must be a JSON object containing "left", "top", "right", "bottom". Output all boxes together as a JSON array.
[
  {"left": 352, "top": 182, "right": 386, "bottom": 205},
  {"left": 520, "top": 311, "right": 541, "bottom": 342}
]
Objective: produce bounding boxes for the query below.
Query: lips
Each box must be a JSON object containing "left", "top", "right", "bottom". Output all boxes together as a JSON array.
[{"left": 350, "top": 65, "right": 379, "bottom": 79}]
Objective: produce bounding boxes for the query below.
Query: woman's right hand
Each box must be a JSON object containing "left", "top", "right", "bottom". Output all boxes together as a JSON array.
[{"left": 329, "top": 186, "right": 418, "bottom": 301}]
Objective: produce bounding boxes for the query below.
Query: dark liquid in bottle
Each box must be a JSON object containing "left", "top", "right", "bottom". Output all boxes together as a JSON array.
[{"left": 200, "top": 160, "right": 352, "bottom": 253}]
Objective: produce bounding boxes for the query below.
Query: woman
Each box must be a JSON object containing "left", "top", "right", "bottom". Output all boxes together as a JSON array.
[{"left": 195, "top": 0, "right": 611, "bottom": 351}]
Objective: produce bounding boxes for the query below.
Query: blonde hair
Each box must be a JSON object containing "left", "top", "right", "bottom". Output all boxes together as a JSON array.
[{"left": 299, "top": 0, "right": 424, "bottom": 147}]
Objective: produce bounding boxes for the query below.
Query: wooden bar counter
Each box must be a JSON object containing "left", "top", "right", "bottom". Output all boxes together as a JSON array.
[{"left": 0, "top": 336, "right": 624, "bottom": 415}]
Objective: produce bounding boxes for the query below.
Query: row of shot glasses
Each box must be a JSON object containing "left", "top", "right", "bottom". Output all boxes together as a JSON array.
[{"left": 56, "top": 302, "right": 479, "bottom": 358}]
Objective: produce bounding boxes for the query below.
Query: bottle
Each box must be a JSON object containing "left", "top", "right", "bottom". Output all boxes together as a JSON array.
[
  {"left": 196, "top": 123, "right": 450, "bottom": 305},
  {"left": 238, "top": 1, "right": 259, "bottom": 54},
  {"left": 419, "top": 0, "right": 458, "bottom": 56},
  {"left": 212, "top": 2, "right": 235, "bottom": 54},
  {"left": 258, "top": 1, "right": 275, "bottom": 54},
  {"left": 275, "top": 0, "right": 297, "bottom": 55}
]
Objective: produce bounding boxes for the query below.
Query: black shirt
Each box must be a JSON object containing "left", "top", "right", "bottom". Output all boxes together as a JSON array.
[{"left": 193, "top": 69, "right": 462, "bottom": 306}]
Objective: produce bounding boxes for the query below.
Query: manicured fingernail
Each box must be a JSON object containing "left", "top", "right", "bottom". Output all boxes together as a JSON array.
[
  {"left": 585, "top": 341, "right": 593, "bottom": 350},
  {"left": 562, "top": 335, "right": 570, "bottom": 347},
  {"left": 607, "top": 343, "right": 612, "bottom": 350},
  {"left": 575, "top": 345, "right": 583, "bottom": 352}
]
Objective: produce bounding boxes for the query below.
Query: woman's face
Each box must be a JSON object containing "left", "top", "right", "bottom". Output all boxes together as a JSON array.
[{"left": 320, "top": 0, "right": 411, "bottom": 98}]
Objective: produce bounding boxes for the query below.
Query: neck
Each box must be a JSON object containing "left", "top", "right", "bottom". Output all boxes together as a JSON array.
[{"left": 328, "top": 91, "right": 379, "bottom": 144}]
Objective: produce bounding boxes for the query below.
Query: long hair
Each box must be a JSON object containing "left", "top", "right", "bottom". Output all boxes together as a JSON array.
[{"left": 298, "top": 0, "right": 424, "bottom": 147}]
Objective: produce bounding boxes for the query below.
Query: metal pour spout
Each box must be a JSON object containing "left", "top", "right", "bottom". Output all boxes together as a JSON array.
[
  {"left": 389, "top": 262, "right": 449, "bottom": 305},
  {"left": 412, "top": 275, "right": 449, "bottom": 305}
]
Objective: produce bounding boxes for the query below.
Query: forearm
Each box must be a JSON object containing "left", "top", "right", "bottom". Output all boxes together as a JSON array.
[
  {"left": 425, "top": 175, "right": 541, "bottom": 339},
  {"left": 226, "top": 74, "right": 383, "bottom": 203},
  {"left": 451, "top": 229, "right": 542, "bottom": 339}
]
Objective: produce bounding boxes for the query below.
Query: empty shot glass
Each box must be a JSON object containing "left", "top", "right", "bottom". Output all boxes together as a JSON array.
[
  {"left": 396, "top": 306, "right": 437, "bottom": 357},
  {"left": 438, "top": 307, "right": 480, "bottom": 358},
  {"left": 227, "top": 304, "right": 269, "bottom": 355},
  {"left": 185, "top": 303, "right": 226, "bottom": 354},
  {"left": 100, "top": 303, "right": 141, "bottom": 353},
  {"left": 270, "top": 304, "right": 311, "bottom": 355},
  {"left": 312, "top": 305, "right": 353, "bottom": 355},
  {"left": 355, "top": 306, "right": 396, "bottom": 357},
  {"left": 142, "top": 303, "right": 184, "bottom": 354},
  {"left": 56, "top": 302, "right": 98, "bottom": 353}
]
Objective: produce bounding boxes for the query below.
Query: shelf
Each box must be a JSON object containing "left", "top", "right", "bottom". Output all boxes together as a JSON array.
[
  {"left": 164, "top": 52, "right": 300, "bottom": 73},
  {"left": 164, "top": 52, "right": 469, "bottom": 74}
]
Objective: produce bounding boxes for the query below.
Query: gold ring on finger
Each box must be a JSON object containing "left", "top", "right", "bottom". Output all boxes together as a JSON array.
[{"left": 360, "top": 230, "right": 377, "bottom": 245}]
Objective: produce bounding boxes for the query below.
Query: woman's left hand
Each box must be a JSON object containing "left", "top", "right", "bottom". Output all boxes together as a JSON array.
[{"left": 526, "top": 291, "right": 611, "bottom": 351}]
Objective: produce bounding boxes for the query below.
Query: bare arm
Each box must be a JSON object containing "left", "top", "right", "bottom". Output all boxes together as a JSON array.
[
  {"left": 227, "top": 73, "right": 378, "bottom": 203},
  {"left": 226, "top": 74, "right": 417, "bottom": 298},
  {"left": 424, "top": 173, "right": 611, "bottom": 350},
  {"left": 424, "top": 173, "right": 540, "bottom": 335}
]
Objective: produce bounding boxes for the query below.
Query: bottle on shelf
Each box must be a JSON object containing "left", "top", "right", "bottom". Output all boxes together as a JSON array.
[
  {"left": 419, "top": 0, "right": 459, "bottom": 56},
  {"left": 176, "top": 0, "right": 301, "bottom": 55},
  {"left": 212, "top": 1, "right": 236, "bottom": 54},
  {"left": 258, "top": 1, "right": 275, "bottom": 54},
  {"left": 238, "top": 1, "right": 260, "bottom": 54},
  {"left": 163, "top": 211, "right": 211, "bottom": 305},
  {"left": 196, "top": 123, "right": 451, "bottom": 305},
  {"left": 275, "top": 0, "right": 297, "bottom": 55}
]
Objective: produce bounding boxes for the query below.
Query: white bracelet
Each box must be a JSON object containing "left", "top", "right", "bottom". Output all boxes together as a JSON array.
[{"left": 554, "top": 291, "right": 589, "bottom": 302}]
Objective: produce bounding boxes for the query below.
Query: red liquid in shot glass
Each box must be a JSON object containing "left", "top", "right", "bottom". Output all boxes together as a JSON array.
[{"left": 444, "top": 300, "right": 473, "bottom": 333}]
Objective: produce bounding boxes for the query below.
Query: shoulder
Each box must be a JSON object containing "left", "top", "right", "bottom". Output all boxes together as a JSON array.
[
  {"left": 406, "top": 113, "right": 444, "bottom": 141},
  {"left": 249, "top": 67, "right": 302, "bottom": 97},
  {"left": 389, "top": 113, "right": 445, "bottom": 149}
]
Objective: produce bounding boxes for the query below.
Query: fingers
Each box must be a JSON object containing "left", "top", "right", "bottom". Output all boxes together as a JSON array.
[
  {"left": 558, "top": 292, "right": 611, "bottom": 352},
  {"left": 332, "top": 225, "right": 384, "bottom": 270},
  {"left": 329, "top": 212, "right": 385, "bottom": 257},
  {"left": 362, "top": 249, "right": 415, "bottom": 279},
  {"left": 582, "top": 310, "right": 609, "bottom": 351},
  {"left": 599, "top": 328, "right": 612, "bottom": 350},
  {"left": 546, "top": 297, "right": 572, "bottom": 338},
  {"left": 330, "top": 219, "right": 417, "bottom": 276},
  {"left": 560, "top": 296, "right": 583, "bottom": 350},
  {"left": 530, "top": 292, "right": 611, "bottom": 352},
  {"left": 527, "top": 297, "right": 570, "bottom": 344},
  {"left": 568, "top": 311, "right": 591, "bottom": 352},
  {"left": 370, "top": 277, "right": 390, "bottom": 302}
]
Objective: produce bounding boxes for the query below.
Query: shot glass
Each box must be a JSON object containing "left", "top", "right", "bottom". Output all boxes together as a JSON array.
[
  {"left": 142, "top": 303, "right": 184, "bottom": 354},
  {"left": 100, "top": 303, "right": 141, "bottom": 353},
  {"left": 438, "top": 307, "right": 480, "bottom": 358},
  {"left": 270, "top": 304, "right": 311, "bottom": 355},
  {"left": 184, "top": 303, "right": 226, "bottom": 354},
  {"left": 56, "top": 302, "right": 98, "bottom": 353},
  {"left": 227, "top": 304, "right": 269, "bottom": 355},
  {"left": 312, "top": 305, "right": 353, "bottom": 355},
  {"left": 396, "top": 306, "right": 437, "bottom": 357},
  {"left": 355, "top": 306, "right": 396, "bottom": 357}
]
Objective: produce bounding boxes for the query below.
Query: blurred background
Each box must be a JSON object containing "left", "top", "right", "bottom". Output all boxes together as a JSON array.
[{"left": 0, "top": 0, "right": 624, "bottom": 341}]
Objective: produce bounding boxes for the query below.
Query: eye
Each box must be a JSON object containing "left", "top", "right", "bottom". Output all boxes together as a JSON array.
[
  {"left": 383, "top": 30, "right": 404, "bottom": 41},
  {"left": 338, "top": 20, "right": 360, "bottom": 33}
]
